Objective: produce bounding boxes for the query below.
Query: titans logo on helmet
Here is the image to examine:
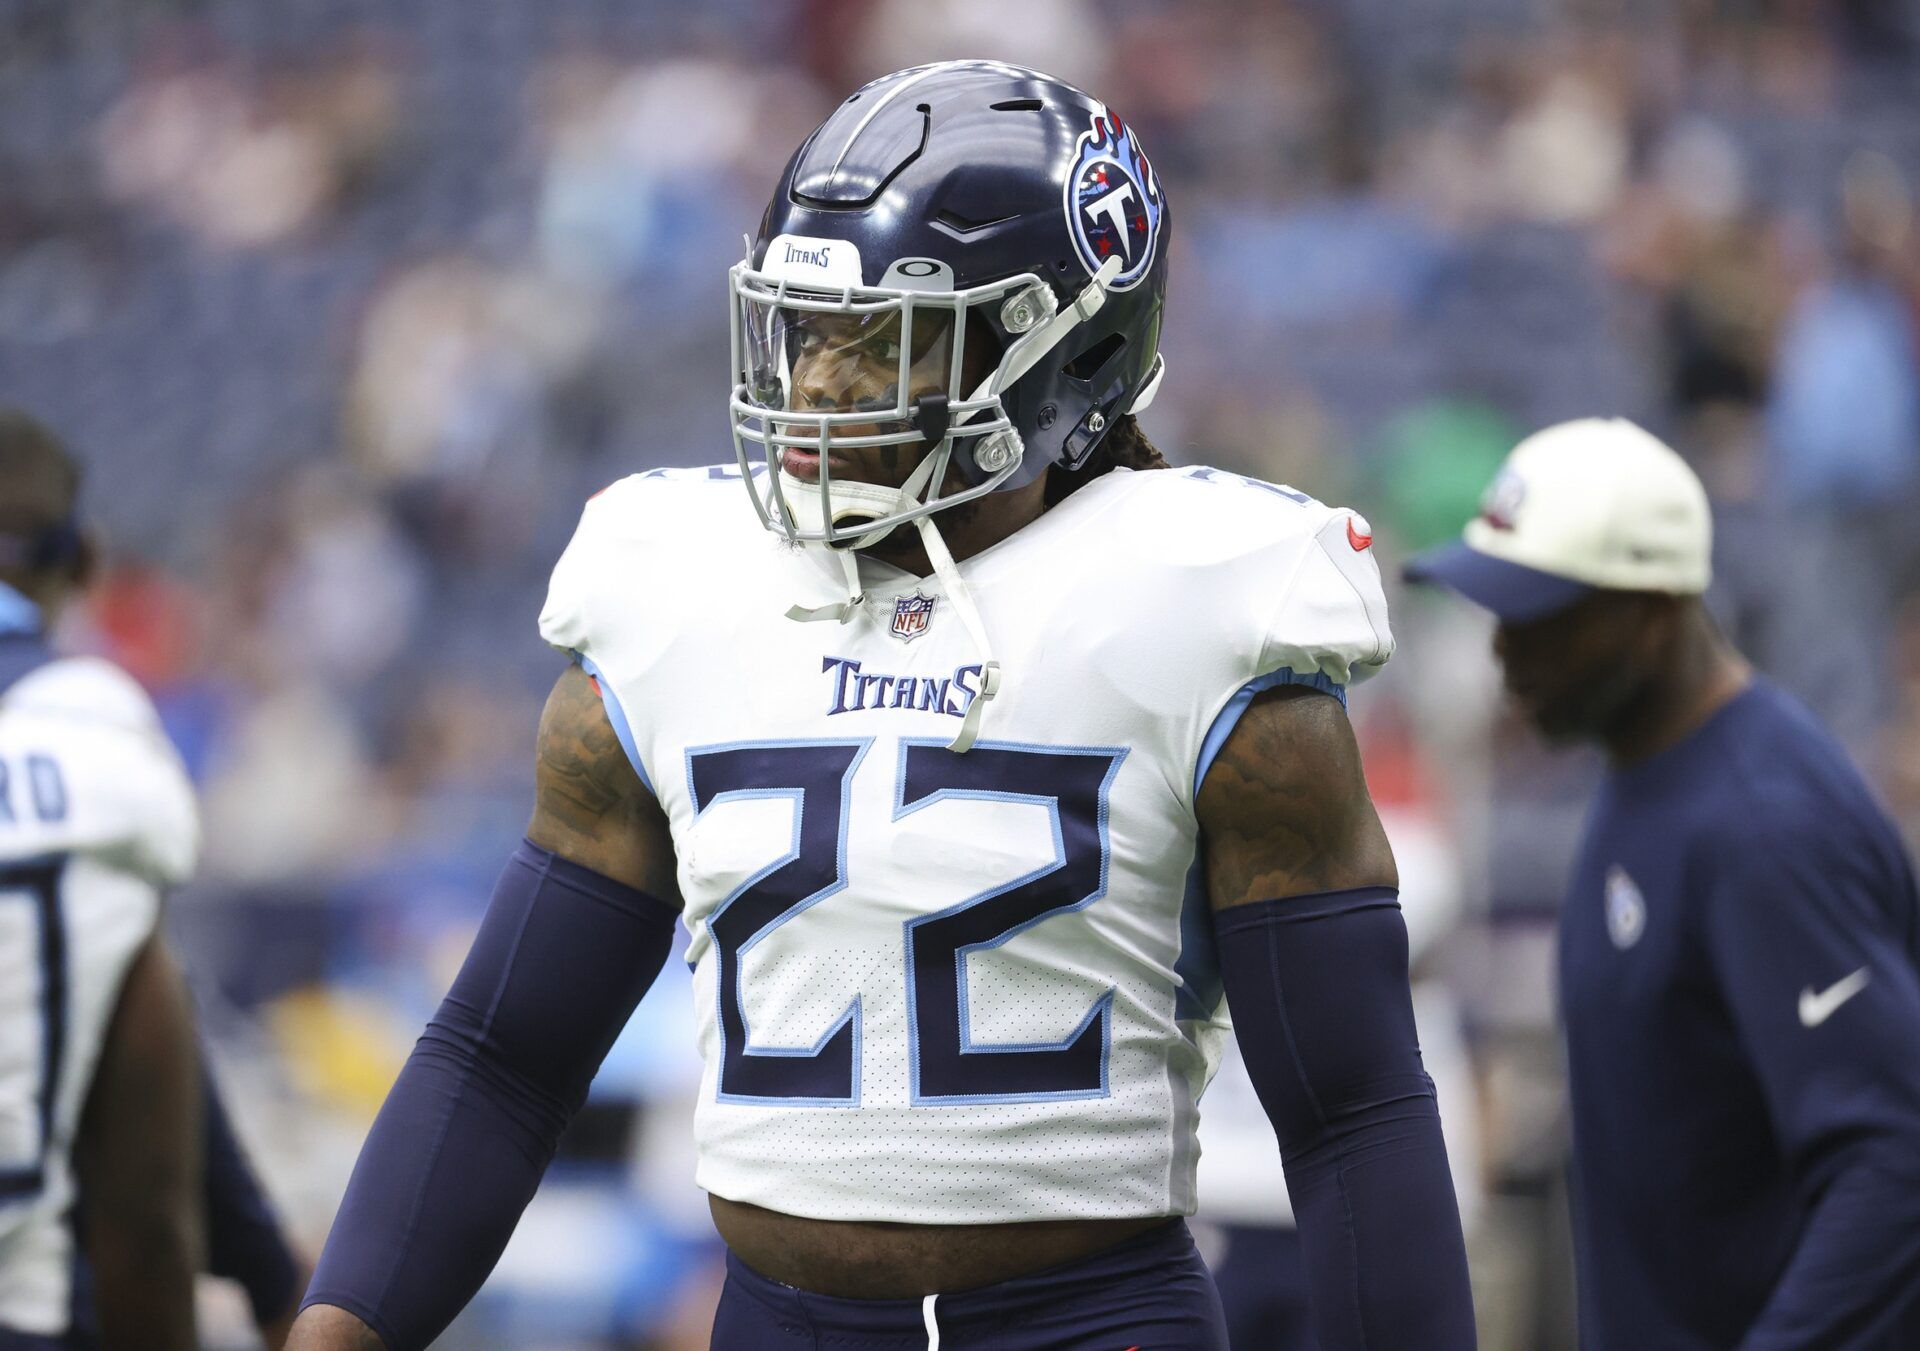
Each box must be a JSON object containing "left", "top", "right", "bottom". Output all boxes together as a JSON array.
[{"left": 1064, "top": 110, "right": 1164, "bottom": 291}]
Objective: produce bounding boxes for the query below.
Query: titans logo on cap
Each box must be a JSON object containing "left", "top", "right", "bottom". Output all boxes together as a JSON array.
[
  {"left": 1479, "top": 467, "right": 1528, "bottom": 532},
  {"left": 1064, "top": 110, "right": 1163, "bottom": 291}
]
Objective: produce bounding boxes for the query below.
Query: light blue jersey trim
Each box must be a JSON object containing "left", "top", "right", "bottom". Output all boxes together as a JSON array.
[
  {"left": 1193, "top": 668, "right": 1347, "bottom": 799},
  {"left": 1172, "top": 855, "right": 1222, "bottom": 1023},
  {"left": 572, "top": 652, "right": 655, "bottom": 796},
  {"left": 0, "top": 581, "right": 43, "bottom": 638}
]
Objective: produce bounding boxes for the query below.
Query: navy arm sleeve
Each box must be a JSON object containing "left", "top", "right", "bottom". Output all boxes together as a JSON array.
[
  {"left": 1214, "top": 887, "right": 1476, "bottom": 1351},
  {"left": 301, "top": 840, "right": 678, "bottom": 1351},
  {"left": 1701, "top": 832, "right": 1920, "bottom": 1349},
  {"left": 202, "top": 1062, "right": 301, "bottom": 1326}
]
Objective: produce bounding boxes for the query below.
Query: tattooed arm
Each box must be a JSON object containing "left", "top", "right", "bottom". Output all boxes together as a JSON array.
[
  {"left": 289, "top": 667, "right": 679, "bottom": 1351},
  {"left": 1196, "top": 685, "right": 1476, "bottom": 1350},
  {"left": 523, "top": 664, "right": 678, "bottom": 896},
  {"left": 1197, "top": 683, "right": 1397, "bottom": 906}
]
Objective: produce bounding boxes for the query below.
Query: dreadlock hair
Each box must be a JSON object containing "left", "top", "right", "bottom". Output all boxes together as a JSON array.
[{"left": 1043, "top": 413, "right": 1170, "bottom": 506}]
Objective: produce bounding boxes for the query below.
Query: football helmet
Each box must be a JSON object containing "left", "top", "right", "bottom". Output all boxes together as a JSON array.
[{"left": 729, "top": 60, "right": 1171, "bottom": 547}]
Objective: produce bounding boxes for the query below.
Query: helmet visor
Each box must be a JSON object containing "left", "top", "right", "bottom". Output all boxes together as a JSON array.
[
  {"left": 744, "top": 301, "right": 959, "bottom": 447},
  {"left": 729, "top": 261, "right": 1027, "bottom": 545}
]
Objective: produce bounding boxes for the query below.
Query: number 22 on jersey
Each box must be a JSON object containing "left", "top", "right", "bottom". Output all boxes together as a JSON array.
[{"left": 686, "top": 739, "right": 1126, "bottom": 1107}]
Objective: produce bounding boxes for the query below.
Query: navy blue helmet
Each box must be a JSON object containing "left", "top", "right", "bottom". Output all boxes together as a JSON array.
[{"left": 729, "top": 60, "right": 1170, "bottom": 546}]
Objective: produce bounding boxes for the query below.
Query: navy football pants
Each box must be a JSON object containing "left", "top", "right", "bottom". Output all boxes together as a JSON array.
[
  {"left": 710, "top": 1219, "right": 1228, "bottom": 1350},
  {"left": 1205, "top": 1223, "right": 1320, "bottom": 1351}
]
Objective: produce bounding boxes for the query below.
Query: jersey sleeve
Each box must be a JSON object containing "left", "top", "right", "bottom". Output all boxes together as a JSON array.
[
  {"left": 537, "top": 474, "right": 680, "bottom": 660},
  {"left": 1257, "top": 509, "right": 1394, "bottom": 690},
  {"left": 7, "top": 659, "right": 200, "bottom": 887},
  {"left": 1166, "top": 471, "right": 1395, "bottom": 802},
  {"left": 1697, "top": 818, "right": 1920, "bottom": 1343},
  {"left": 534, "top": 475, "right": 665, "bottom": 795},
  {"left": 73, "top": 728, "right": 199, "bottom": 887},
  {"left": 537, "top": 484, "right": 625, "bottom": 659}
]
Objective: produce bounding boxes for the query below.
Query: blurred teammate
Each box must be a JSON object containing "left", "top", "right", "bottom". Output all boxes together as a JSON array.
[
  {"left": 196, "top": 1073, "right": 307, "bottom": 1348},
  {"left": 1408, "top": 418, "right": 1920, "bottom": 1349},
  {"left": 0, "top": 410, "right": 201, "bottom": 1349},
  {"left": 0, "top": 409, "right": 306, "bottom": 1350},
  {"left": 293, "top": 63, "right": 1474, "bottom": 1350}
]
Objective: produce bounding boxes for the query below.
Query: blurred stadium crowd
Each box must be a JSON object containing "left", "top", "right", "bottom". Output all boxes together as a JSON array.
[{"left": 7, "top": 0, "right": 1920, "bottom": 1345}]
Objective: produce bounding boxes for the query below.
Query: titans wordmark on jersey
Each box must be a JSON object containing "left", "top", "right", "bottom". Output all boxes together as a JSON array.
[
  {"left": 539, "top": 464, "right": 1391, "bottom": 1224},
  {"left": 0, "top": 657, "right": 198, "bottom": 1336}
]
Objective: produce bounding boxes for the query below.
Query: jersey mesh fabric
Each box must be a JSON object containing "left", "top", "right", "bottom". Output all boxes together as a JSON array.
[{"left": 539, "top": 464, "right": 1392, "bottom": 1223}]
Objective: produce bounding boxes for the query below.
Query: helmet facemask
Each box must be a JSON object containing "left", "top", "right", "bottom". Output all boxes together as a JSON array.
[
  {"left": 726, "top": 63, "right": 1168, "bottom": 753},
  {"left": 729, "top": 248, "right": 1124, "bottom": 550}
]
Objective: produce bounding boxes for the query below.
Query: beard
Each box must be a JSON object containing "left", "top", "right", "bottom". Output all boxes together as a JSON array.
[{"left": 1526, "top": 660, "right": 1654, "bottom": 744}]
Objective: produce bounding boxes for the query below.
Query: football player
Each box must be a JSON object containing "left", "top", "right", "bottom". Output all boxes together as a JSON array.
[
  {"left": 0, "top": 409, "right": 307, "bottom": 1351},
  {"left": 0, "top": 410, "right": 201, "bottom": 1349},
  {"left": 293, "top": 63, "right": 1475, "bottom": 1350}
]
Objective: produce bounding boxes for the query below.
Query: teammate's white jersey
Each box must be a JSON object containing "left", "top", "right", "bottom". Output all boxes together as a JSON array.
[
  {"left": 0, "top": 652, "right": 198, "bottom": 1335},
  {"left": 540, "top": 464, "right": 1391, "bottom": 1224}
]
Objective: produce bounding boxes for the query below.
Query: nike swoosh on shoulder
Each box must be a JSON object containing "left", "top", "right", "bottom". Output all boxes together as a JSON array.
[{"left": 1798, "top": 967, "right": 1870, "bottom": 1028}]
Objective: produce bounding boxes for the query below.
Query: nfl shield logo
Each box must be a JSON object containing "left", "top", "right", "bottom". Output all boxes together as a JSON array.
[{"left": 890, "top": 593, "right": 936, "bottom": 642}]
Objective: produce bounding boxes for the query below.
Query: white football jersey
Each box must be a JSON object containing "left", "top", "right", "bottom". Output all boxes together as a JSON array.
[
  {"left": 539, "top": 463, "right": 1392, "bottom": 1224},
  {"left": 0, "top": 653, "right": 198, "bottom": 1334}
]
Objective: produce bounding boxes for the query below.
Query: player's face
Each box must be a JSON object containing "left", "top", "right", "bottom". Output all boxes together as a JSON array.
[
  {"left": 781, "top": 309, "right": 977, "bottom": 489},
  {"left": 1492, "top": 592, "right": 1671, "bottom": 742}
]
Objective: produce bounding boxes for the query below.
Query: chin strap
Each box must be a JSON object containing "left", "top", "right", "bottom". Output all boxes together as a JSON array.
[
  {"left": 784, "top": 545, "right": 865, "bottom": 624},
  {"left": 991, "top": 255, "right": 1123, "bottom": 397},
  {"left": 773, "top": 256, "right": 1127, "bottom": 742},
  {"left": 783, "top": 454, "right": 944, "bottom": 623},
  {"left": 849, "top": 452, "right": 942, "bottom": 551},
  {"left": 894, "top": 262, "right": 1119, "bottom": 750},
  {"left": 782, "top": 461, "right": 1001, "bottom": 753},
  {"left": 773, "top": 253, "right": 1123, "bottom": 743},
  {"left": 912, "top": 511, "right": 999, "bottom": 754}
]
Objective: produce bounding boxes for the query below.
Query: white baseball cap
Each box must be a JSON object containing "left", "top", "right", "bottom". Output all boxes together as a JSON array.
[{"left": 1404, "top": 417, "right": 1712, "bottom": 623}]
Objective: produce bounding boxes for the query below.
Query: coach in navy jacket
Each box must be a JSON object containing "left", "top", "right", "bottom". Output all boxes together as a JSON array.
[{"left": 1410, "top": 418, "right": 1920, "bottom": 1350}]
